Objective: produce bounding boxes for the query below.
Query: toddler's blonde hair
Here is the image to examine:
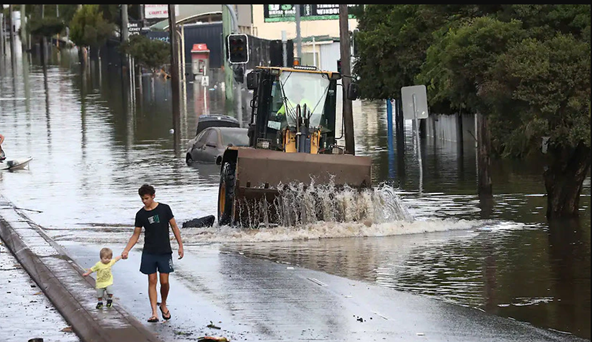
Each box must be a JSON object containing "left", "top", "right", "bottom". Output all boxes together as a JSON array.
[{"left": 100, "top": 247, "right": 113, "bottom": 259}]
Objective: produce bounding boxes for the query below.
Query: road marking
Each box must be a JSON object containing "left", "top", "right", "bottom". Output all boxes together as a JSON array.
[
  {"left": 306, "top": 277, "right": 327, "bottom": 287},
  {"left": 373, "top": 311, "right": 389, "bottom": 320}
]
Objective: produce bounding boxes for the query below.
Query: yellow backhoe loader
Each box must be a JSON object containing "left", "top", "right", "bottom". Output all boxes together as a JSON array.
[{"left": 216, "top": 64, "right": 372, "bottom": 227}]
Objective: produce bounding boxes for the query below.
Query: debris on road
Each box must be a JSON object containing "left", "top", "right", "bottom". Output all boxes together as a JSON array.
[
  {"left": 207, "top": 321, "right": 222, "bottom": 329},
  {"left": 198, "top": 336, "right": 229, "bottom": 342}
]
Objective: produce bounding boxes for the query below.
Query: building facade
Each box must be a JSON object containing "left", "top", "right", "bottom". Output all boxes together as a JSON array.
[
  {"left": 251, "top": 5, "right": 357, "bottom": 71},
  {"left": 251, "top": 4, "right": 357, "bottom": 40}
]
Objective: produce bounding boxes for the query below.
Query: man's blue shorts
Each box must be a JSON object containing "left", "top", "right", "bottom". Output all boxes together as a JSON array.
[{"left": 140, "top": 252, "right": 174, "bottom": 274}]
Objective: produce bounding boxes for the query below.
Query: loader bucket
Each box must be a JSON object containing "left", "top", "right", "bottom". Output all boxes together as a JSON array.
[{"left": 227, "top": 148, "right": 372, "bottom": 227}]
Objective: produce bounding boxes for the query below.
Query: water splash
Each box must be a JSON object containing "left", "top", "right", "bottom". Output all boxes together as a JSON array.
[{"left": 235, "top": 181, "right": 413, "bottom": 228}]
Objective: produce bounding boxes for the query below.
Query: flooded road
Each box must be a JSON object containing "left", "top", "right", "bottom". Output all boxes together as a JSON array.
[{"left": 0, "top": 46, "right": 590, "bottom": 340}]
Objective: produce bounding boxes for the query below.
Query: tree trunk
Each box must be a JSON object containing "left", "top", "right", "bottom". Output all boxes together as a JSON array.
[
  {"left": 78, "top": 46, "right": 88, "bottom": 65},
  {"left": 477, "top": 113, "right": 493, "bottom": 198},
  {"left": 544, "top": 141, "right": 591, "bottom": 220}
]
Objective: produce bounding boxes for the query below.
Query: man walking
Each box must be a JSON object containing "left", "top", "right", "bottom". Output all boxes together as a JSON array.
[{"left": 122, "top": 184, "right": 184, "bottom": 322}]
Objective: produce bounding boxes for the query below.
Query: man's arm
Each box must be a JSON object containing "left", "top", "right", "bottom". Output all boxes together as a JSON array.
[
  {"left": 169, "top": 218, "right": 184, "bottom": 259},
  {"left": 0, "top": 134, "right": 4, "bottom": 145},
  {"left": 121, "top": 227, "right": 142, "bottom": 259}
]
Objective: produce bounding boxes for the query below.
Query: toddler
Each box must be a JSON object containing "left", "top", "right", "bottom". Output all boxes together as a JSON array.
[{"left": 83, "top": 247, "right": 122, "bottom": 309}]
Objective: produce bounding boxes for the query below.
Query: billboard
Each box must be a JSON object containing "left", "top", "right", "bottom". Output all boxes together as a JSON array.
[
  {"left": 145, "top": 5, "right": 180, "bottom": 19},
  {"left": 263, "top": 4, "right": 357, "bottom": 22}
]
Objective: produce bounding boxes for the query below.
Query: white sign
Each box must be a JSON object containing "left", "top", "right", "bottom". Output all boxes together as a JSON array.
[
  {"left": 145, "top": 5, "right": 180, "bottom": 19},
  {"left": 401, "top": 85, "right": 429, "bottom": 120},
  {"left": 201, "top": 76, "right": 209, "bottom": 87},
  {"left": 127, "top": 22, "right": 142, "bottom": 36}
]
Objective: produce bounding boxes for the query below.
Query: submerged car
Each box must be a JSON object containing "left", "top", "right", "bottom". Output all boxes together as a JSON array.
[
  {"left": 194, "top": 114, "right": 240, "bottom": 136},
  {"left": 186, "top": 127, "right": 249, "bottom": 165}
]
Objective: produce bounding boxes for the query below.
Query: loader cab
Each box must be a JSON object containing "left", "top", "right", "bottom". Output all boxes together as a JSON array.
[{"left": 246, "top": 66, "right": 340, "bottom": 153}]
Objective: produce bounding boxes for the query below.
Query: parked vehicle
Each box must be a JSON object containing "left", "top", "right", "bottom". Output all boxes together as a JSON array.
[
  {"left": 194, "top": 114, "right": 240, "bottom": 136},
  {"left": 186, "top": 127, "right": 249, "bottom": 165}
]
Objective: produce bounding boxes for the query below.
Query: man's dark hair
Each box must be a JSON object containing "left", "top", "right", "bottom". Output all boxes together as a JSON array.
[{"left": 138, "top": 184, "right": 155, "bottom": 197}]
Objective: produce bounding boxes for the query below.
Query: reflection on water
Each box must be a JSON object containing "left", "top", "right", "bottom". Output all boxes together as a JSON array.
[{"left": 0, "top": 46, "right": 590, "bottom": 339}]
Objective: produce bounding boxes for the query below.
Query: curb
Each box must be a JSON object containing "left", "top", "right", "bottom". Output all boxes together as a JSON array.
[{"left": 0, "top": 196, "right": 162, "bottom": 342}]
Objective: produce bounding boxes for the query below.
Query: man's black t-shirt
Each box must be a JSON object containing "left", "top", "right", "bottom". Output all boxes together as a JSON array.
[{"left": 134, "top": 203, "right": 174, "bottom": 254}]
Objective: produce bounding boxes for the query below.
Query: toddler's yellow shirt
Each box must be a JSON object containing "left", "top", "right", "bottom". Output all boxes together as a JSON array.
[{"left": 90, "top": 259, "right": 118, "bottom": 289}]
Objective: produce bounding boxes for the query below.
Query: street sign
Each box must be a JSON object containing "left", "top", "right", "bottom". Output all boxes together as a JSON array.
[
  {"left": 401, "top": 85, "right": 429, "bottom": 120},
  {"left": 201, "top": 76, "right": 209, "bottom": 87},
  {"left": 263, "top": 4, "right": 358, "bottom": 22},
  {"left": 127, "top": 21, "right": 142, "bottom": 36}
]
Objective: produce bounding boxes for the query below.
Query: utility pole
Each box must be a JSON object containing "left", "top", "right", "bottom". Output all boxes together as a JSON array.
[
  {"left": 168, "top": 4, "right": 181, "bottom": 152},
  {"left": 56, "top": 5, "right": 60, "bottom": 49},
  {"left": 8, "top": 4, "right": 14, "bottom": 60},
  {"left": 223, "top": 4, "right": 243, "bottom": 125},
  {"left": 222, "top": 5, "right": 234, "bottom": 117},
  {"left": 339, "top": 4, "right": 354, "bottom": 155},
  {"left": 139, "top": 4, "right": 144, "bottom": 24},
  {"left": 295, "top": 4, "right": 301, "bottom": 58},
  {"left": 20, "top": 4, "right": 26, "bottom": 50},
  {"left": 0, "top": 3, "right": 5, "bottom": 57},
  {"left": 281, "top": 30, "right": 287, "bottom": 67},
  {"left": 41, "top": 4, "right": 47, "bottom": 63},
  {"left": 121, "top": 5, "right": 129, "bottom": 42}
]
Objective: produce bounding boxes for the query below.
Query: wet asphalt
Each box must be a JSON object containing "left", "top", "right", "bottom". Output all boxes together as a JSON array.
[{"left": 62, "top": 241, "right": 588, "bottom": 342}]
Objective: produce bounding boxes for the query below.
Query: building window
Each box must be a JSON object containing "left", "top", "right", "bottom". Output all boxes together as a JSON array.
[{"left": 301, "top": 52, "right": 319, "bottom": 67}]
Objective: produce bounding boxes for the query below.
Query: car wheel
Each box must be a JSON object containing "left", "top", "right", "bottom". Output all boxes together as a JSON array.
[{"left": 186, "top": 154, "right": 194, "bottom": 166}]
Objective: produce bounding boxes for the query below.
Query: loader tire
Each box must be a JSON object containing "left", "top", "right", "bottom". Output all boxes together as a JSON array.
[{"left": 218, "top": 162, "right": 236, "bottom": 226}]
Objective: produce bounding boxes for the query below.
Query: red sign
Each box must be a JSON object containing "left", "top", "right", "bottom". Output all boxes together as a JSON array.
[
  {"left": 191, "top": 44, "right": 209, "bottom": 52},
  {"left": 191, "top": 44, "right": 210, "bottom": 52}
]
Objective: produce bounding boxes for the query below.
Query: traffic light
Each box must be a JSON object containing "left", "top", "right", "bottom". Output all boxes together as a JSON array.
[
  {"left": 337, "top": 59, "right": 342, "bottom": 73},
  {"left": 227, "top": 34, "right": 249, "bottom": 64}
]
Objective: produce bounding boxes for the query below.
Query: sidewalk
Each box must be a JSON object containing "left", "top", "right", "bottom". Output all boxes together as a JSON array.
[
  {"left": 0, "top": 195, "right": 162, "bottom": 342},
  {"left": 0, "top": 241, "right": 80, "bottom": 342}
]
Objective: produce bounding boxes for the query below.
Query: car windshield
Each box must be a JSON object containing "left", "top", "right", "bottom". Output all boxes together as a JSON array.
[
  {"left": 221, "top": 130, "right": 249, "bottom": 147},
  {"left": 273, "top": 71, "right": 330, "bottom": 129}
]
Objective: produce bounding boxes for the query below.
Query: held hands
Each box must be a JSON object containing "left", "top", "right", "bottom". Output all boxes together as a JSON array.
[
  {"left": 121, "top": 250, "right": 129, "bottom": 260},
  {"left": 178, "top": 245, "right": 184, "bottom": 260}
]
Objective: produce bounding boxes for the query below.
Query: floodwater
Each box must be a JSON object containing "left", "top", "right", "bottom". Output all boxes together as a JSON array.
[{"left": 0, "top": 45, "right": 590, "bottom": 340}]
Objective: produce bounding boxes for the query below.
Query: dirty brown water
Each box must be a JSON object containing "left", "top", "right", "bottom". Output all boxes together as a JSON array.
[{"left": 0, "top": 45, "right": 590, "bottom": 340}]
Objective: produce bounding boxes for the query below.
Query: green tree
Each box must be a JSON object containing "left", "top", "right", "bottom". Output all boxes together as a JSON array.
[
  {"left": 482, "top": 34, "right": 590, "bottom": 218},
  {"left": 58, "top": 5, "right": 80, "bottom": 27},
  {"left": 25, "top": 5, "right": 88, "bottom": 28},
  {"left": 69, "top": 5, "right": 114, "bottom": 57},
  {"left": 354, "top": 4, "right": 591, "bottom": 219},
  {"left": 28, "top": 17, "right": 65, "bottom": 38},
  {"left": 418, "top": 17, "right": 527, "bottom": 116},
  {"left": 120, "top": 34, "right": 171, "bottom": 74}
]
